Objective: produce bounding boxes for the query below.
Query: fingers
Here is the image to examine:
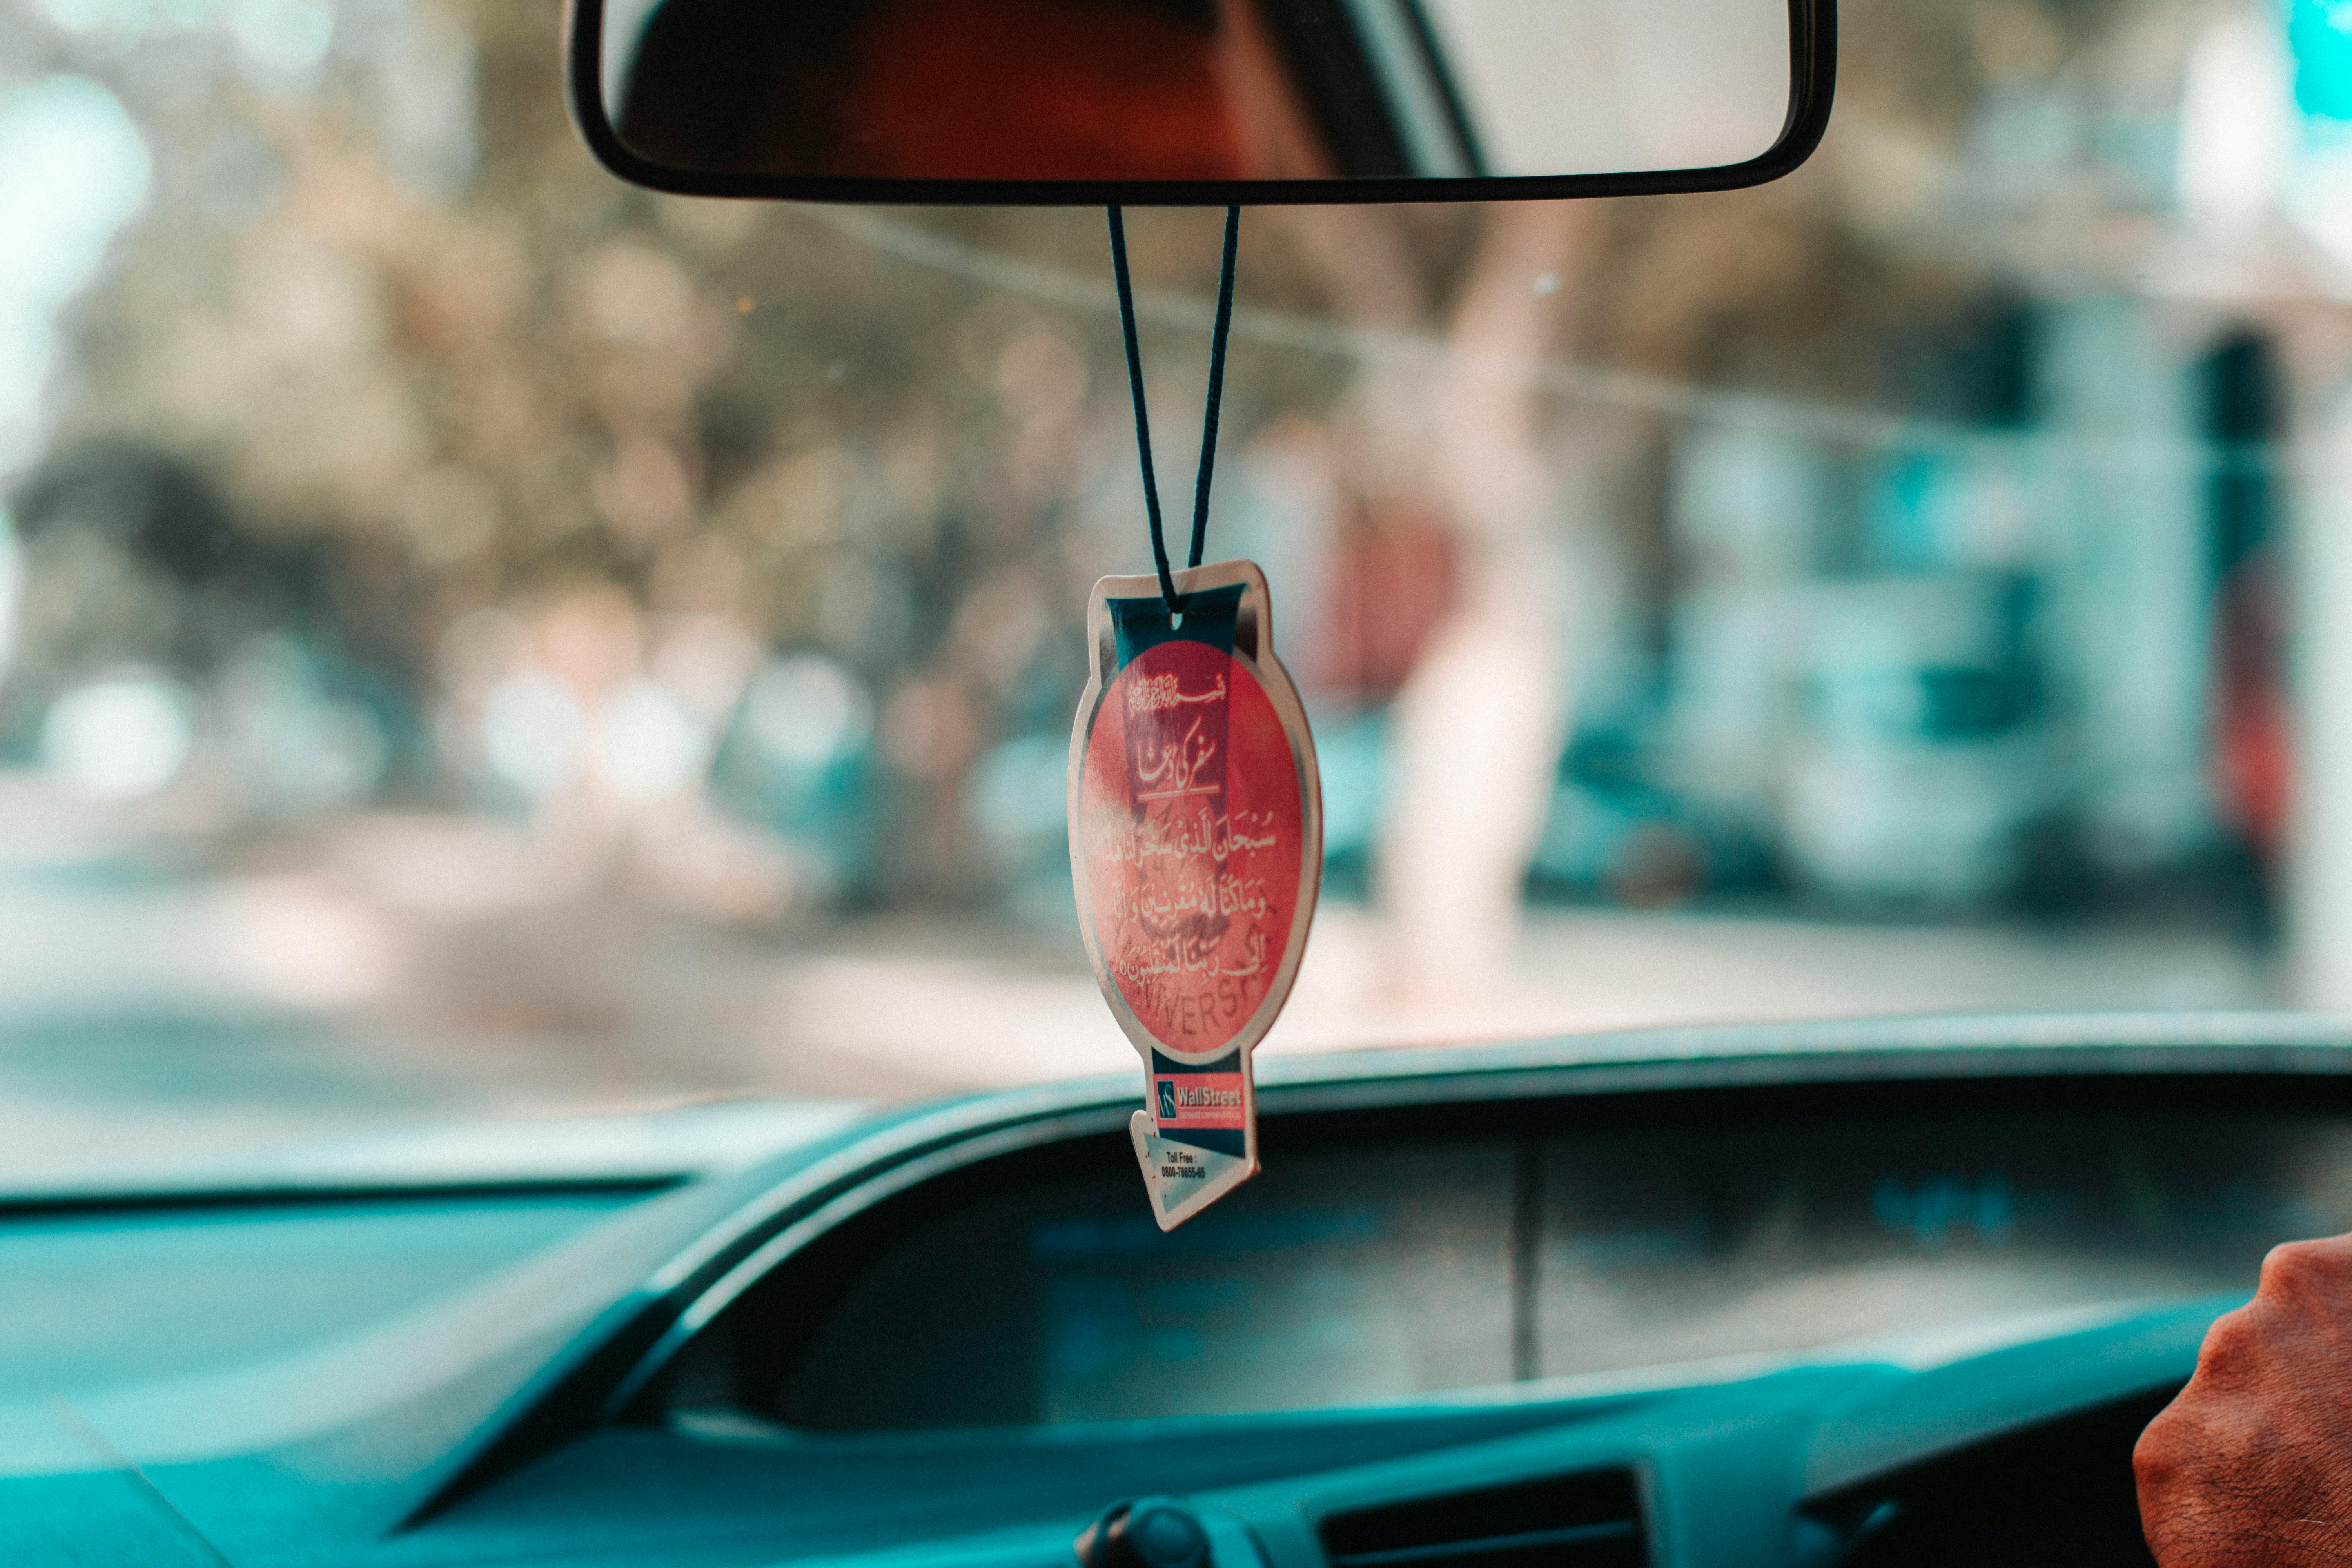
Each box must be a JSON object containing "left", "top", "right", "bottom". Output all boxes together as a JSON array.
[
  {"left": 2257, "top": 1235, "right": 2352, "bottom": 1317},
  {"left": 2135, "top": 1233, "right": 2352, "bottom": 1567}
]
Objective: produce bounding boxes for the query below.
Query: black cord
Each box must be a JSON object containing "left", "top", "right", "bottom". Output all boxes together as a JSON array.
[
  {"left": 1108, "top": 204, "right": 1241, "bottom": 615},
  {"left": 1191, "top": 205, "right": 1240, "bottom": 577}
]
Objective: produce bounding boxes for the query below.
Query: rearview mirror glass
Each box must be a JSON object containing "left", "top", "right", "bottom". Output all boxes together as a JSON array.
[{"left": 568, "top": 0, "right": 1835, "bottom": 203}]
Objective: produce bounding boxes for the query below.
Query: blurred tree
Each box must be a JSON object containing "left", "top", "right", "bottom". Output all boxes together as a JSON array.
[{"left": 9, "top": 0, "right": 2245, "bottom": 931}]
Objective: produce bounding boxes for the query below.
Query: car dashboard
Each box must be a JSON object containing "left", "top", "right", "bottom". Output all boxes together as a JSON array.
[{"left": 10, "top": 1015, "right": 2350, "bottom": 1568}]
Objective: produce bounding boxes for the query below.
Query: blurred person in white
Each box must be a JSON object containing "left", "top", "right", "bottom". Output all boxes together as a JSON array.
[{"left": 1238, "top": 204, "right": 1594, "bottom": 1020}]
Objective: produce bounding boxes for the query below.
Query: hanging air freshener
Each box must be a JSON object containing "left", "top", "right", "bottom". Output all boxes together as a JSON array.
[
  {"left": 1073, "top": 207, "right": 1321, "bottom": 1230},
  {"left": 1070, "top": 561, "right": 1320, "bottom": 1229}
]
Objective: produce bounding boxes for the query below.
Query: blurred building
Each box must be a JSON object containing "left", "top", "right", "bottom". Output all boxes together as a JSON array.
[{"left": 1526, "top": 0, "right": 2325, "bottom": 923}]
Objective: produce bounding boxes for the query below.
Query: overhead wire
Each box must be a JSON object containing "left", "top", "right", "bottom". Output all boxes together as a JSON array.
[{"left": 797, "top": 203, "right": 2287, "bottom": 481}]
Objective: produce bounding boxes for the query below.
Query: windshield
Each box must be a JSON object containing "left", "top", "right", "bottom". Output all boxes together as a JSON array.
[{"left": 0, "top": 0, "right": 2321, "bottom": 1193}]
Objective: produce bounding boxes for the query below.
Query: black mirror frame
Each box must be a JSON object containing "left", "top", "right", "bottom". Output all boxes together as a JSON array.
[{"left": 562, "top": 0, "right": 1835, "bottom": 205}]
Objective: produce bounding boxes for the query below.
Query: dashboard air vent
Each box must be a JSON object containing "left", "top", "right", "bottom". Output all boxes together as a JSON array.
[{"left": 1318, "top": 1469, "right": 1646, "bottom": 1568}]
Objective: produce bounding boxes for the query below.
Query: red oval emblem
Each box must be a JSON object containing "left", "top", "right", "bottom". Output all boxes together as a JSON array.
[{"left": 1078, "top": 637, "right": 1304, "bottom": 1058}]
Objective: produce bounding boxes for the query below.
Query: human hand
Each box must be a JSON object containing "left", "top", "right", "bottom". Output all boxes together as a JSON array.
[{"left": 2136, "top": 1235, "right": 2352, "bottom": 1566}]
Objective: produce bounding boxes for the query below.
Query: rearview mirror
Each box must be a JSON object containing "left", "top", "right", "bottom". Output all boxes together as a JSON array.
[{"left": 564, "top": 0, "right": 1835, "bottom": 203}]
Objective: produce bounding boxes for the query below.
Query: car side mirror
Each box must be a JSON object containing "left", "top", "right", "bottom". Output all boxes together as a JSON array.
[{"left": 564, "top": 0, "right": 1835, "bottom": 204}]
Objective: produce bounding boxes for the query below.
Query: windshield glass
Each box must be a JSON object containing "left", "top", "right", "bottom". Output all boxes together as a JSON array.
[{"left": 0, "top": 0, "right": 2318, "bottom": 1194}]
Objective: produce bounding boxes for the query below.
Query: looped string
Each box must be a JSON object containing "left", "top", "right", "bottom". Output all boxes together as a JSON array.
[{"left": 1108, "top": 205, "right": 1241, "bottom": 616}]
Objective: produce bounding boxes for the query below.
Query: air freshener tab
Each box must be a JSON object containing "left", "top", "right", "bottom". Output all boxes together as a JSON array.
[{"left": 1069, "top": 559, "right": 1320, "bottom": 1229}]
